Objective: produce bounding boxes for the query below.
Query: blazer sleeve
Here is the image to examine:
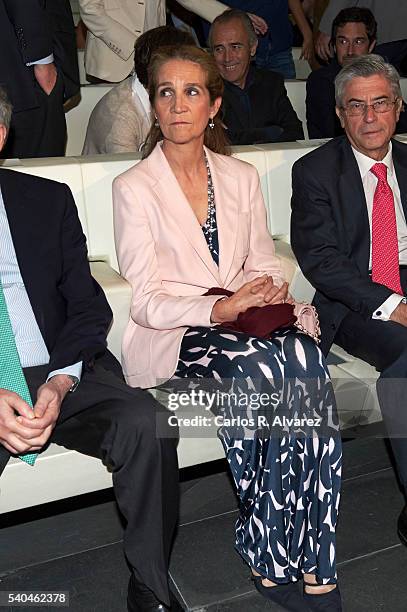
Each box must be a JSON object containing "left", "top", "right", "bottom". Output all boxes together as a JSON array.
[
  {"left": 104, "top": 108, "right": 145, "bottom": 153},
  {"left": 47, "top": 183, "right": 112, "bottom": 374},
  {"left": 78, "top": 0, "right": 136, "bottom": 62},
  {"left": 176, "top": 0, "right": 228, "bottom": 22},
  {"left": 45, "top": 0, "right": 80, "bottom": 101},
  {"left": 290, "top": 158, "right": 392, "bottom": 319},
  {"left": 306, "top": 71, "right": 337, "bottom": 139},
  {"left": 243, "top": 167, "right": 285, "bottom": 287},
  {"left": 113, "top": 176, "right": 222, "bottom": 330},
  {"left": 92, "top": 92, "right": 146, "bottom": 154},
  {"left": 4, "top": 0, "right": 52, "bottom": 64}
]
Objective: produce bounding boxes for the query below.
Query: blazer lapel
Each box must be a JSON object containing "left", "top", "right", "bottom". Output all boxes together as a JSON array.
[
  {"left": 205, "top": 148, "right": 238, "bottom": 285},
  {"left": 338, "top": 139, "right": 370, "bottom": 273},
  {"left": 150, "top": 144, "right": 221, "bottom": 283},
  {"left": 0, "top": 170, "right": 44, "bottom": 335}
]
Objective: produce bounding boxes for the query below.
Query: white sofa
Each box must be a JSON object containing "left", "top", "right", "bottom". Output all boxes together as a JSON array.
[
  {"left": 0, "top": 143, "right": 380, "bottom": 512},
  {"left": 292, "top": 48, "right": 312, "bottom": 80}
]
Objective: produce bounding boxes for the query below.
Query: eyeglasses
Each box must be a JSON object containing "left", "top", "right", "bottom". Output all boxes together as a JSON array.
[{"left": 341, "top": 98, "right": 400, "bottom": 117}]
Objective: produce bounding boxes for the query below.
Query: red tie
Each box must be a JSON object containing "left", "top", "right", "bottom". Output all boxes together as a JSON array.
[{"left": 370, "top": 162, "right": 402, "bottom": 294}]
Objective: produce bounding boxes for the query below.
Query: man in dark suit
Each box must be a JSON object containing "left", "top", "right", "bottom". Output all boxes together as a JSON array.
[
  {"left": 209, "top": 9, "right": 304, "bottom": 145},
  {"left": 45, "top": 0, "right": 80, "bottom": 104},
  {"left": 306, "top": 7, "right": 407, "bottom": 139},
  {"left": 0, "top": 88, "right": 179, "bottom": 612},
  {"left": 0, "top": 0, "right": 76, "bottom": 158},
  {"left": 291, "top": 54, "right": 407, "bottom": 545}
]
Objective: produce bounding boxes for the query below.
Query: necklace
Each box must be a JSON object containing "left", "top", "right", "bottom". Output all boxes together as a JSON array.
[{"left": 202, "top": 153, "right": 217, "bottom": 257}]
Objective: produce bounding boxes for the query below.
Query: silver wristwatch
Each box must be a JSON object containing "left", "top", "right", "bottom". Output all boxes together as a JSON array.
[{"left": 67, "top": 375, "right": 79, "bottom": 393}]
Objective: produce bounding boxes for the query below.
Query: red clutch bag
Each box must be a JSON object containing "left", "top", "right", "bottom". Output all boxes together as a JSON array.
[{"left": 204, "top": 287, "right": 297, "bottom": 338}]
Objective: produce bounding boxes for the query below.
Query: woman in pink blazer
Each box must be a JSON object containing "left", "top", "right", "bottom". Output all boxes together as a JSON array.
[{"left": 113, "top": 46, "right": 342, "bottom": 612}]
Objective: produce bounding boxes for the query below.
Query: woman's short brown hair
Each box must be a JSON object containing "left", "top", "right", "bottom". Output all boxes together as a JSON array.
[
  {"left": 142, "top": 45, "right": 229, "bottom": 158},
  {"left": 134, "top": 26, "right": 195, "bottom": 88}
]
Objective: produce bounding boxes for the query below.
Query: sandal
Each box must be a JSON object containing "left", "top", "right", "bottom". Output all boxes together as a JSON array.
[
  {"left": 303, "top": 581, "right": 342, "bottom": 612},
  {"left": 252, "top": 575, "right": 311, "bottom": 612}
]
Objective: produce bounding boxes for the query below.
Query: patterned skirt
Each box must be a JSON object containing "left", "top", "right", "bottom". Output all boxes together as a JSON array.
[{"left": 171, "top": 326, "right": 342, "bottom": 585}]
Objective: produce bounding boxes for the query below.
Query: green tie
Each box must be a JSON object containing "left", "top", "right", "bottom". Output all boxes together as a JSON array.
[{"left": 0, "top": 279, "right": 37, "bottom": 466}]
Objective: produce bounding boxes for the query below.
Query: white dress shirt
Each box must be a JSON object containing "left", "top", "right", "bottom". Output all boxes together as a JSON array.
[
  {"left": 131, "top": 74, "right": 151, "bottom": 122},
  {"left": 352, "top": 143, "right": 407, "bottom": 320},
  {"left": 0, "top": 188, "right": 82, "bottom": 381},
  {"left": 26, "top": 53, "right": 54, "bottom": 67}
]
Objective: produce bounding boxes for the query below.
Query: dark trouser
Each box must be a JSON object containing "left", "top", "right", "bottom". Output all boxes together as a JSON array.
[
  {"left": 334, "top": 268, "right": 407, "bottom": 494},
  {"left": 1, "top": 72, "right": 66, "bottom": 159},
  {"left": 0, "top": 359, "right": 179, "bottom": 607}
]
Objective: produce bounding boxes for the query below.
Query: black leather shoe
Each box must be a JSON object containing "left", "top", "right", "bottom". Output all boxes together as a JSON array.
[
  {"left": 398, "top": 504, "right": 407, "bottom": 546},
  {"left": 252, "top": 576, "right": 311, "bottom": 612},
  {"left": 303, "top": 583, "right": 342, "bottom": 612},
  {"left": 127, "top": 574, "right": 184, "bottom": 611}
]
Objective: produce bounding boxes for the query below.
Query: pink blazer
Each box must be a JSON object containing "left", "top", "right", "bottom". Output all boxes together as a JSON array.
[{"left": 113, "top": 143, "right": 285, "bottom": 388}]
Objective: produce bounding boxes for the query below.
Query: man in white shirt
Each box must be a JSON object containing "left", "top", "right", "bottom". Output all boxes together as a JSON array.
[
  {"left": 0, "top": 88, "right": 179, "bottom": 611},
  {"left": 291, "top": 54, "right": 407, "bottom": 546}
]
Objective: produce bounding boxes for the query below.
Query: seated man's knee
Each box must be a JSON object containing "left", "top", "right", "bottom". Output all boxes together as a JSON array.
[
  {"left": 381, "top": 345, "right": 407, "bottom": 378},
  {"left": 112, "top": 389, "right": 177, "bottom": 447}
]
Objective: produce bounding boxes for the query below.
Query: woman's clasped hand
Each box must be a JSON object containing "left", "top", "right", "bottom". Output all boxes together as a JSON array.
[{"left": 211, "top": 276, "right": 292, "bottom": 324}]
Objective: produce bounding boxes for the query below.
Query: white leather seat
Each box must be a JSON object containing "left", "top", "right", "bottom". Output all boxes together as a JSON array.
[{"left": 0, "top": 143, "right": 385, "bottom": 512}]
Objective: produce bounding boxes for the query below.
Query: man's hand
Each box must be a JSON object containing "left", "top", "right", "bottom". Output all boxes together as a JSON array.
[
  {"left": 34, "top": 63, "right": 57, "bottom": 95},
  {"left": 390, "top": 302, "right": 407, "bottom": 327},
  {"left": 0, "top": 389, "right": 42, "bottom": 455},
  {"left": 315, "top": 31, "right": 333, "bottom": 61},
  {"left": 300, "top": 34, "right": 314, "bottom": 61},
  {"left": 247, "top": 13, "right": 268, "bottom": 36},
  {"left": 15, "top": 375, "right": 71, "bottom": 451}
]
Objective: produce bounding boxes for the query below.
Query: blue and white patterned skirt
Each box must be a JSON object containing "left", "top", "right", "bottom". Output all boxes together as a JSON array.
[{"left": 172, "top": 326, "right": 342, "bottom": 585}]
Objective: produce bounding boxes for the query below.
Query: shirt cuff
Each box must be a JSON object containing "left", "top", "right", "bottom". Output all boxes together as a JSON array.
[
  {"left": 372, "top": 294, "right": 405, "bottom": 321},
  {"left": 26, "top": 53, "right": 54, "bottom": 67},
  {"left": 46, "top": 361, "right": 83, "bottom": 385}
]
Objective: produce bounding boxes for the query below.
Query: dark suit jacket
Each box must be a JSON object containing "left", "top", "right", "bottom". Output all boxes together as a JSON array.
[
  {"left": 0, "top": 0, "right": 79, "bottom": 112},
  {"left": 45, "top": 0, "right": 80, "bottom": 101},
  {"left": 0, "top": 168, "right": 112, "bottom": 376},
  {"left": 290, "top": 136, "right": 407, "bottom": 354},
  {"left": 222, "top": 66, "right": 304, "bottom": 145},
  {"left": 306, "top": 60, "right": 342, "bottom": 139},
  {"left": 306, "top": 59, "right": 407, "bottom": 139},
  {"left": 0, "top": 0, "right": 52, "bottom": 113}
]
